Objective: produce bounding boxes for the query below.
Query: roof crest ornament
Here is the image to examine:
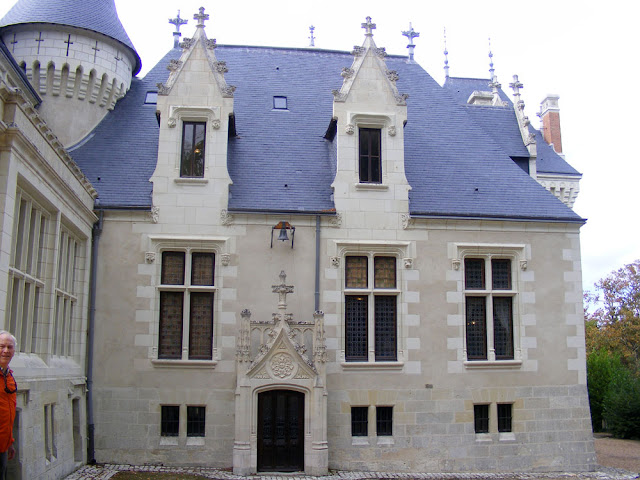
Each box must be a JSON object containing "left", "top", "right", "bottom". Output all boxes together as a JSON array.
[
  {"left": 169, "top": 10, "right": 188, "bottom": 49},
  {"left": 488, "top": 37, "right": 495, "bottom": 82},
  {"left": 194, "top": 7, "right": 209, "bottom": 28},
  {"left": 401, "top": 22, "right": 419, "bottom": 63},
  {"left": 443, "top": 27, "right": 450, "bottom": 80},
  {"left": 361, "top": 16, "right": 376, "bottom": 36},
  {"left": 309, "top": 25, "right": 316, "bottom": 47}
]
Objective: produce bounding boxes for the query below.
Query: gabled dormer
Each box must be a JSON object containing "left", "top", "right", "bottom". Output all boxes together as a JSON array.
[
  {"left": 151, "top": 7, "right": 235, "bottom": 225},
  {"left": 330, "top": 18, "right": 411, "bottom": 229}
]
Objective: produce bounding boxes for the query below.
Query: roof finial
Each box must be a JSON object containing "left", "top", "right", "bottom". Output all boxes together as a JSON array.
[
  {"left": 402, "top": 22, "right": 420, "bottom": 63},
  {"left": 488, "top": 37, "right": 495, "bottom": 81},
  {"left": 193, "top": 7, "right": 209, "bottom": 28},
  {"left": 361, "top": 16, "right": 376, "bottom": 37},
  {"left": 509, "top": 74, "right": 524, "bottom": 103},
  {"left": 309, "top": 25, "right": 316, "bottom": 47},
  {"left": 169, "top": 11, "right": 188, "bottom": 49},
  {"left": 443, "top": 27, "right": 450, "bottom": 80}
]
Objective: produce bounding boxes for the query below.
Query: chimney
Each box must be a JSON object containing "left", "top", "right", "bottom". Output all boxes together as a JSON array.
[{"left": 539, "top": 94, "right": 562, "bottom": 153}]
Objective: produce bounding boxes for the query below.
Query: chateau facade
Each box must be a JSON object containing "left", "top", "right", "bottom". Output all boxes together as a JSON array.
[{"left": 1, "top": 1, "right": 594, "bottom": 478}]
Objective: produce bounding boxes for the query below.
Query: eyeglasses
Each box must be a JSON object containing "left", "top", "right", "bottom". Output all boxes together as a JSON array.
[{"left": 3, "top": 371, "right": 16, "bottom": 394}]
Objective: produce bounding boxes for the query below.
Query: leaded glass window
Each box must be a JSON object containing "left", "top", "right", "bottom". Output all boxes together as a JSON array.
[
  {"left": 345, "top": 255, "right": 398, "bottom": 362},
  {"left": 161, "top": 406, "right": 180, "bottom": 437},
  {"left": 180, "top": 122, "right": 206, "bottom": 177},
  {"left": 359, "top": 128, "right": 381, "bottom": 183},
  {"left": 497, "top": 403, "right": 512, "bottom": 432},
  {"left": 376, "top": 406, "right": 393, "bottom": 436},
  {"left": 464, "top": 257, "right": 515, "bottom": 361},
  {"left": 474, "top": 404, "right": 489, "bottom": 433},
  {"left": 351, "top": 407, "right": 368, "bottom": 436},
  {"left": 158, "top": 251, "right": 215, "bottom": 361},
  {"left": 187, "top": 406, "right": 206, "bottom": 437}
]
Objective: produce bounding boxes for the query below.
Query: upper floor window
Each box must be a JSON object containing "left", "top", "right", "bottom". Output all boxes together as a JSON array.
[
  {"left": 180, "top": 122, "right": 206, "bottom": 177},
  {"left": 273, "top": 96, "right": 288, "bottom": 110},
  {"left": 158, "top": 251, "right": 215, "bottom": 360},
  {"left": 344, "top": 255, "right": 397, "bottom": 362},
  {"left": 464, "top": 258, "right": 515, "bottom": 361},
  {"left": 358, "top": 128, "right": 381, "bottom": 183}
]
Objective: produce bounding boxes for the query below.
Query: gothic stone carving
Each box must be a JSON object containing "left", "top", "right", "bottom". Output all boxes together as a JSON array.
[
  {"left": 341, "top": 67, "right": 354, "bottom": 78},
  {"left": 270, "top": 353, "right": 295, "bottom": 379},
  {"left": 220, "top": 209, "right": 234, "bottom": 225},
  {"left": 167, "top": 59, "right": 183, "bottom": 72},
  {"left": 151, "top": 206, "right": 160, "bottom": 223},
  {"left": 330, "top": 256, "right": 340, "bottom": 268},
  {"left": 214, "top": 61, "right": 228, "bottom": 73},
  {"left": 345, "top": 124, "right": 355, "bottom": 135},
  {"left": 388, "top": 126, "right": 397, "bottom": 137},
  {"left": 220, "top": 254, "right": 231, "bottom": 266},
  {"left": 145, "top": 252, "right": 156, "bottom": 264},
  {"left": 179, "top": 38, "right": 195, "bottom": 49},
  {"left": 205, "top": 38, "right": 217, "bottom": 49},
  {"left": 156, "top": 83, "right": 170, "bottom": 95}
]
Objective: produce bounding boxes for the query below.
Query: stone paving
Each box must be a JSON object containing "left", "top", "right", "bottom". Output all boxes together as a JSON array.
[{"left": 62, "top": 464, "right": 640, "bottom": 480}]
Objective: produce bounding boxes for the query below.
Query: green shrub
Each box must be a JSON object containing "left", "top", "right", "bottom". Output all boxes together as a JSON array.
[
  {"left": 587, "top": 349, "right": 622, "bottom": 431},
  {"left": 602, "top": 366, "right": 640, "bottom": 439}
]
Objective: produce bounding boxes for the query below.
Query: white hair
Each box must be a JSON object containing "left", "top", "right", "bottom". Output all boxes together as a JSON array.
[{"left": 0, "top": 331, "right": 17, "bottom": 347}]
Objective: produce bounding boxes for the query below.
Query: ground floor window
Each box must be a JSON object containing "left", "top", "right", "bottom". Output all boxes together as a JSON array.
[
  {"left": 187, "top": 406, "right": 206, "bottom": 437},
  {"left": 161, "top": 405, "right": 180, "bottom": 437},
  {"left": 474, "top": 404, "right": 489, "bottom": 434}
]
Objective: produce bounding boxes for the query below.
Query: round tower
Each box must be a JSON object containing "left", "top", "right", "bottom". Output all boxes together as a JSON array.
[{"left": 0, "top": 0, "right": 141, "bottom": 147}]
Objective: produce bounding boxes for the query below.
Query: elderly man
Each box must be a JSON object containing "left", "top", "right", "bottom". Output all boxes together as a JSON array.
[{"left": 0, "top": 331, "right": 16, "bottom": 480}]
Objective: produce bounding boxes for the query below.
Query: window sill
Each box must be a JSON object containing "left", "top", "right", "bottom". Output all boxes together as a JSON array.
[
  {"left": 152, "top": 359, "right": 218, "bottom": 369},
  {"left": 160, "top": 437, "right": 179, "bottom": 446},
  {"left": 499, "top": 432, "right": 516, "bottom": 442},
  {"left": 341, "top": 361, "right": 404, "bottom": 371},
  {"left": 174, "top": 178, "right": 208, "bottom": 185},
  {"left": 376, "top": 436, "right": 394, "bottom": 446},
  {"left": 351, "top": 437, "right": 369, "bottom": 446},
  {"left": 355, "top": 183, "right": 389, "bottom": 191},
  {"left": 475, "top": 433, "right": 492, "bottom": 442},
  {"left": 186, "top": 436, "right": 205, "bottom": 446},
  {"left": 464, "top": 359, "right": 522, "bottom": 369}
]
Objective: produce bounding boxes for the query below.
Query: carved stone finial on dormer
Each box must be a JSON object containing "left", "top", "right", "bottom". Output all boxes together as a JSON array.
[
  {"left": 345, "top": 124, "right": 355, "bottom": 135},
  {"left": 351, "top": 46, "right": 365, "bottom": 57},
  {"left": 361, "top": 16, "right": 376, "bottom": 36},
  {"left": 509, "top": 74, "right": 524, "bottom": 102},
  {"left": 220, "top": 209, "right": 234, "bottom": 225},
  {"left": 214, "top": 61, "right": 228, "bottom": 73},
  {"left": 395, "top": 93, "right": 410, "bottom": 105},
  {"left": 341, "top": 67, "right": 354, "bottom": 78},
  {"left": 221, "top": 86, "right": 236, "bottom": 97},
  {"left": 375, "top": 47, "right": 387, "bottom": 58},
  {"left": 167, "top": 59, "right": 183, "bottom": 72},
  {"left": 332, "top": 90, "right": 347, "bottom": 102},
  {"left": 194, "top": 7, "right": 209, "bottom": 28},
  {"left": 205, "top": 38, "right": 217, "bottom": 49},
  {"left": 386, "top": 70, "right": 399, "bottom": 82},
  {"left": 156, "top": 83, "right": 170, "bottom": 95},
  {"left": 401, "top": 213, "right": 413, "bottom": 229},
  {"left": 329, "top": 212, "right": 342, "bottom": 227},
  {"left": 179, "top": 37, "right": 195, "bottom": 49}
]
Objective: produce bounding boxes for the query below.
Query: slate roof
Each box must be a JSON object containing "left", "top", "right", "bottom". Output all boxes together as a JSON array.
[
  {"left": 70, "top": 43, "right": 583, "bottom": 223},
  {"left": 0, "top": 0, "right": 141, "bottom": 75}
]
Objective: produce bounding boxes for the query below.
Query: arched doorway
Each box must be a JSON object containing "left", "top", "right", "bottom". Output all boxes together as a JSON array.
[{"left": 257, "top": 390, "right": 304, "bottom": 472}]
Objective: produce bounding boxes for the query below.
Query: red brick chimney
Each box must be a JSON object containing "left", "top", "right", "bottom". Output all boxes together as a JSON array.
[{"left": 539, "top": 95, "right": 562, "bottom": 153}]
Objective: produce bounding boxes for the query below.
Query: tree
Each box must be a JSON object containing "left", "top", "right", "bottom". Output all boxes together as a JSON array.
[{"left": 585, "top": 259, "right": 640, "bottom": 373}]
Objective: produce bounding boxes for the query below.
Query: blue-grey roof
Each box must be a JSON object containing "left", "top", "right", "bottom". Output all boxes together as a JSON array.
[
  {"left": 71, "top": 44, "right": 582, "bottom": 223},
  {"left": 0, "top": 0, "right": 141, "bottom": 75}
]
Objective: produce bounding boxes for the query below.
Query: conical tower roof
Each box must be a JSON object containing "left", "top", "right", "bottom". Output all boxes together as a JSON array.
[{"left": 0, "top": 0, "right": 141, "bottom": 74}]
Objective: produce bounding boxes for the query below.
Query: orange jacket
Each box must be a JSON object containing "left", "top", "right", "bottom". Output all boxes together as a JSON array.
[{"left": 0, "top": 369, "right": 16, "bottom": 453}]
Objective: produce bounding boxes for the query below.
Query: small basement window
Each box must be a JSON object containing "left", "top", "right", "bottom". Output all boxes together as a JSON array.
[
  {"left": 145, "top": 91, "right": 158, "bottom": 104},
  {"left": 273, "top": 96, "right": 288, "bottom": 110}
]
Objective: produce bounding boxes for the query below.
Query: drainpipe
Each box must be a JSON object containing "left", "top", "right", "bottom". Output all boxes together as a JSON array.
[
  {"left": 315, "top": 215, "right": 321, "bottom": 311},
  {"left": 86, "top": 210, "right": 103, "bottom": 464}
]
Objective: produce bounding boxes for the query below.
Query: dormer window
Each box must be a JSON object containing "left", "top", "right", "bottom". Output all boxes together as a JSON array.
[
  {"left": 181, "top": 122, "right": 206, "bottom": 177},
  {"left": 358, "top": 128, "right": 381, "bottom": 183}
]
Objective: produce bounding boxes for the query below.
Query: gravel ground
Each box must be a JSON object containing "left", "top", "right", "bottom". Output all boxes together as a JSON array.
[{"left": 595, "top": 435, "right": 640, "bottom": 473}]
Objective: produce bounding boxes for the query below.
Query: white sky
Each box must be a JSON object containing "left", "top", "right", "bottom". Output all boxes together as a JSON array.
[{"left": 2, "top": 0, "right": 638, "bottom": 293}]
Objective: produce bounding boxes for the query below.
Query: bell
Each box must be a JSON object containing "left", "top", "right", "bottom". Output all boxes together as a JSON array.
[{"left": 277, "top": 227, "right": 289, "bottom": 241}]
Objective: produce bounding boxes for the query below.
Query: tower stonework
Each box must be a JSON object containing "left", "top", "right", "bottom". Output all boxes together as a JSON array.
[{"left": 0, "top": 0, "right": 141, "bottom": 147}]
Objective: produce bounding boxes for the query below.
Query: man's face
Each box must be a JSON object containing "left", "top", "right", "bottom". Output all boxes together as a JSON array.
[{"left": 0, "top": 335, "right": 15, "bottom": 370}]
